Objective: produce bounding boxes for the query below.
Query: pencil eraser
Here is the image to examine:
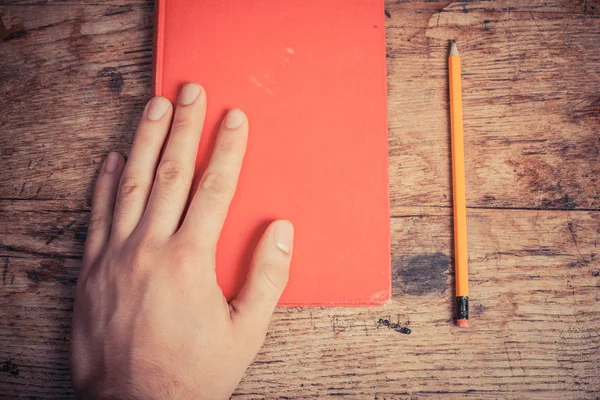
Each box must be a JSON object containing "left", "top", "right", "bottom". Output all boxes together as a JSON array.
[{"left": 457, "top": 319, "right": 469, "bottom": 328}]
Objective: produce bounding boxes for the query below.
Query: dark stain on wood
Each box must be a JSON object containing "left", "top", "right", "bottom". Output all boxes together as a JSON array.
[
  {"left": 26, "top": 269, "right": 49, "bottom": 283},
  {"left": 473, "top": 303, "right": 486, "bottom": 316},
  {"left": 75, "top": 229, "right": 87, "bottom": 241},
  {"left": 25, "top": 259, "right": 69, "bottom": 284},
  {"left": 0, "top": 360, "right": 19, "bottom": 377},
  {"left": 97, "top": 67, "right": 125, "bottom": 96},
  {"left": 394, "top": 253, "right": 450, "bottom": 296},
  {"left": 0, "top": 13, "right": 26, "bottom": 42},
  {"left": 384, "top": 9, "right": 392, "bottom": 18}
]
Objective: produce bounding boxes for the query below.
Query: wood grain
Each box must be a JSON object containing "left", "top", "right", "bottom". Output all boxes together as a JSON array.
[{"left": 1, "top": 0, "right": 599, "bottom": 398}]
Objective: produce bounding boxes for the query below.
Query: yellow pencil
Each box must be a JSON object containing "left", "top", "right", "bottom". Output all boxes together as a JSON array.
[{"left": 449, "top": 40, "right": 469, "bottom": 328}]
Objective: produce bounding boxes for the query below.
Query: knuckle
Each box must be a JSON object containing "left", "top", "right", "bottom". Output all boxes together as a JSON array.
[
  {"left": 199, "top": 172, "right": 234, "bottom": 198},
  {"left": 172, "top": 238, "right": 199, "bottom": 254},
  {"left": 87, "top": 211, "right": 110, "bottom": 232},
  {"left": 76, "top": 266, "right": 104, "bottom": 300},
  {"left": 133, "top": 129, "right": 156, "bottom": 148},
  {"left": 260, "top": 262, "right": 289, "bottom": 292},
  {"left": 217, "top": 134, "right": 244, "bottom": 154},
  {"left": 77, "top": 272, "right": 96, "bottom": 296},
  {"left": 170, "top": 118, "right": 194, "bottom": 133},
  {"left": 168, "top": 241, "right": 194, "bottom": 264},
  {"left": 171, "top": 238, "right": 211, "bottom": 266},
  {"left": 119, "top": 176, "right": 146, "bottom": 198},
  {"left": 170, "top": 251, "right": 194, "bottom": 269},
  {"left": 127, "top": 238, "right": 159, "bottom": 275},
  {"left": 175, "top": 231, "right": 215, "bottom": 254},
  {"left": 156, "top": 159, "right": 189, "bottom": 184}
]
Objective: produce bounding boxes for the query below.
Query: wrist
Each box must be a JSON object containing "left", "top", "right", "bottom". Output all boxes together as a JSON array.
[{"left": 74, "top": 366, "right": 188, "bottom": 400}]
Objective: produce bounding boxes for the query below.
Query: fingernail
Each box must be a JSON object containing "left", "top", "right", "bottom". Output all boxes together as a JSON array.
[
  {"left": 104, "top": 152, "right": 120, "bottom": 173},
  {"left": 146, "top": 97, "right": 170, "bottom": 121},
  {"left": 179, "top": 83, "right": 202, "bottom": 106},
  {"left": 274, "top": 220, "right": 294, "bottom": 254},
  {"left": 224, "top": 108, "right": 245, "bottom": 129}
]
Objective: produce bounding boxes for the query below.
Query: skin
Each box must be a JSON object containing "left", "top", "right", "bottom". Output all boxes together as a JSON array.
[{"left": 69, "top": 83, "right": 294, "bottom": 399}]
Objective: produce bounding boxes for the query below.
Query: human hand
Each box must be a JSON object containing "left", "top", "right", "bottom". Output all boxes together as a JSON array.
[{"left": 69, "top": 83, "right": 294, "bottom": 399}]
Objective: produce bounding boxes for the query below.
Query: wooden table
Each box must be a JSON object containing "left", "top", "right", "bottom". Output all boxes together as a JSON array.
[{"left": 1, "top": 0, "right": 599, "bottom": 398}]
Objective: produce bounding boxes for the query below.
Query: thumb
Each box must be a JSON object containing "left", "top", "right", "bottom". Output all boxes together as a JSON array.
[{"left": 230, "top": 220, "right": 294, "bottom": 334}]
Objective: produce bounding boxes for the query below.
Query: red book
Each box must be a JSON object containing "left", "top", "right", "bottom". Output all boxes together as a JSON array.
[{"left": 153, "top": 0, "right": 390, "bottom": 305}]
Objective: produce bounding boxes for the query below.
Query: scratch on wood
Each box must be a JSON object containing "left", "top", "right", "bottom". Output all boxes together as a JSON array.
[
  {"left": 2, "top": 257, "right": 8, "bottom": 286},
  {"left": 528, "top": 11, "right": 551, "bottom": 53},
  {"left": 45, "top": 219, "right": 78, "bottom": 245},
  {"left": 568, "top": 221, "right": 590, "bottom": 268}
]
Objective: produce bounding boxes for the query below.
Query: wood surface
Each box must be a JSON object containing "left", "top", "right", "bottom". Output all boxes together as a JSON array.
[{"left": 1, "top": 0, "right": 599, "bottom": 398}]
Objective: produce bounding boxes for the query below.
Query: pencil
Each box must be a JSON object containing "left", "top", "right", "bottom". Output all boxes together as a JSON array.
[{"left": 449, "top": 40, "right": 469, "bottom": 328}]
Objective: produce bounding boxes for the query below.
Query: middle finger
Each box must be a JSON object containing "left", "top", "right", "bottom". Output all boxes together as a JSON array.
[{"left": 140, "top": 83, "right": 206, "bottom": 235}]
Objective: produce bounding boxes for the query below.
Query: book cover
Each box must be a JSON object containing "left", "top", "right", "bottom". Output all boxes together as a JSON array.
[{"left": 153, "top": 0, "right": 390, "bottom": 305}]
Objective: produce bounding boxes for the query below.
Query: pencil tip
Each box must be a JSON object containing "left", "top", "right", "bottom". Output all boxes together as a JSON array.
[{"left": 450, "top": 40, "right": 459, "bottom": 57}]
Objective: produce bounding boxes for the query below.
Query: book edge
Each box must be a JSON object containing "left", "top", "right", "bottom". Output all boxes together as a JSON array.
[
  {"left": 380, "top": 0, "right": 393, "bottom": 307},
  {"left": 151, "top": 0, "right": 166, "bottom": 97}
]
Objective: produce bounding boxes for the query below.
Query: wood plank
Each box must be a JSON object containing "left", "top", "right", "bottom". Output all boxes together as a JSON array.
[
  {"left": 0, "top": 199, "right": 88, "bottom": 260},
  {"left": 386, "top": 0, "right": 600, "bottom": 211},
  {"left": 1, "top": 1, "right": 599, "bottom": 210},
  {"left": 1, "top": 209, "right": 599, "bottom": 398},
  {"left": 0, "top": 3, "right": 153, "bottom": 202},
  {"left": 3, "top": 0, "right": 149, "bottom": 5}
]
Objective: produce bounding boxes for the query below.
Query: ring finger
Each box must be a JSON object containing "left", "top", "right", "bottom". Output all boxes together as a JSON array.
[{"left": 111, "top": 96, "right": 173, "bottom": 240}]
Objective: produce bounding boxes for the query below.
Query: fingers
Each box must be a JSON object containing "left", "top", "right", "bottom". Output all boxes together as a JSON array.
[
  {"left": 142, "top": 83, "right": 206, "bottom": 235},
  {"left": 83, "top": 152, "right": 124, "bottom": 270},
  {"left": 179, "top": 108, "right": 248, "bottom": 247},
  {"left": 230, "top": 220, "right": 294, "bottom": 335},
  {"left": 111, "top": 96, "right": 173, "bottom": 240}
]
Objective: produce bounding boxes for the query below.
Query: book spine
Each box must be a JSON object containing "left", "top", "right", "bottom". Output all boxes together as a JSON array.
[
  {"left": 151, "top": 0, "right": 166, "bottom": 97},
  {"left": 379, "top": 0, "right": 392, "bottom": 303}
]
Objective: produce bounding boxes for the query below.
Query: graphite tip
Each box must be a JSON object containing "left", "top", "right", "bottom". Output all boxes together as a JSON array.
[{"left": 450, "top": 40, "right": 459, "bottom": 57}]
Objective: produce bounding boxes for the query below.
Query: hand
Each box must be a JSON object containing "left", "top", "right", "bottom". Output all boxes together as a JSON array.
[{"left": 69, "top": 83, "right": 294, "bottom": 399}]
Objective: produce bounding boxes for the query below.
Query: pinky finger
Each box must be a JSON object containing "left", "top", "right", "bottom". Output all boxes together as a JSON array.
[{"left": 83, "top": 152, "right": 124, "bottom": 269}]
